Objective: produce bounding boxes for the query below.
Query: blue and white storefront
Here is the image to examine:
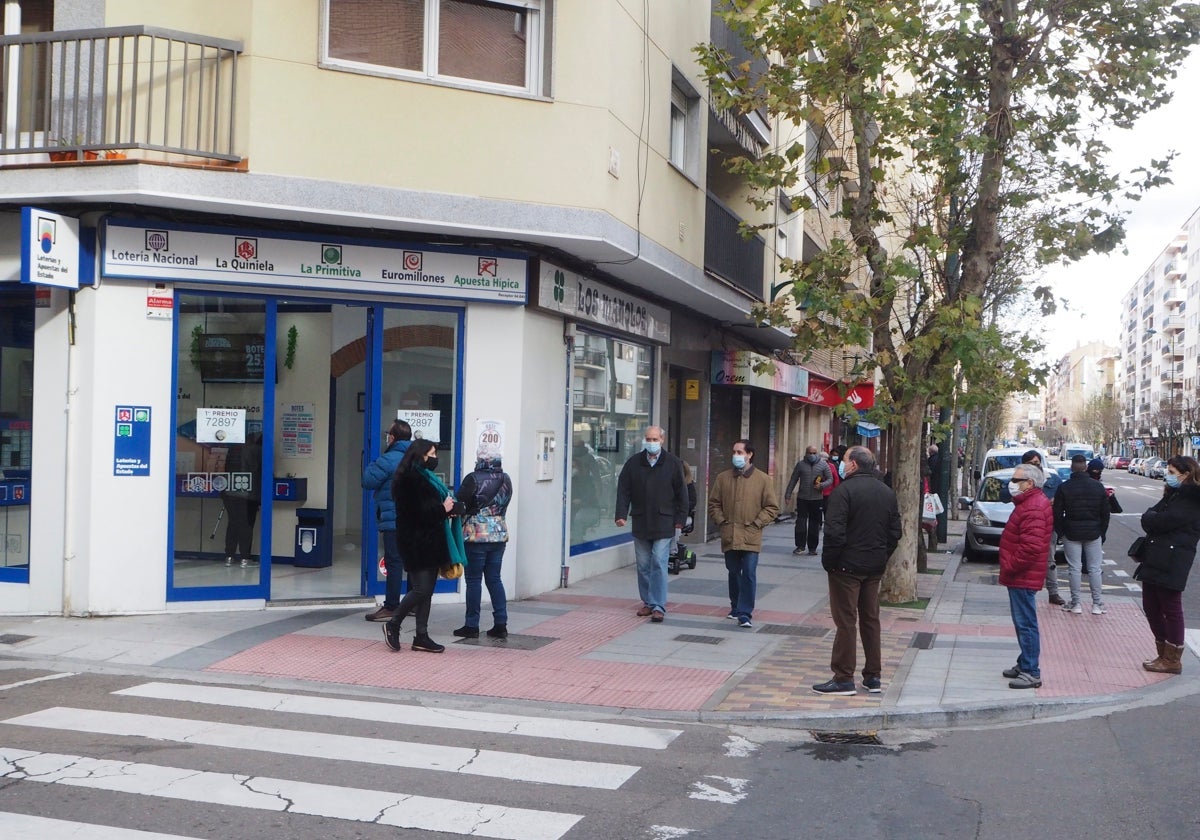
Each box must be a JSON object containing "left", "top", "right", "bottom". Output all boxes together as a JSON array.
[{"left": 0, "top": 212, "right": 575, "bottom": 615}]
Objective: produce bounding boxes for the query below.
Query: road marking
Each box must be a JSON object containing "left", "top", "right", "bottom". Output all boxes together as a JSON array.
[
  {"left": 1185, "top": 629, "right": 1200, "bottom": 660},
  {"left": 0, "top": 747, "right": 580, "bottom": 840},
  {"left": 723, "top": 734, "right": 757, "bottom": 757},
  {"left": 688, "top": 775, "right": 749, "bottom": 804},
  {"left": 1101, "top": 559, "right": 1116, "bottom": 566},
  {"left": 649, "top": 826, "right": 694, "bottom": 838},
  {"left": 1124, "top": 583, "right": 1142, "bottom": 592},
  {"left": 115, "top": 682, "right": 681, "bottom": 750},
  {"left": 0, "top": 672, "right": 75, "bottom": 692},
  {"left": 0, "top": 812, "right": 205, "bottom": 839},
  {"left": 1112, "top": 569, "right": 1129, "bottom": 578},
  {"left": 2, "top": 707, "right": 638, "bottom": 789}
]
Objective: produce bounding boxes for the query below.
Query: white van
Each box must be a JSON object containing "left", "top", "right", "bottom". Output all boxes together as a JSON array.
[{"left": 1061, "top": 442, "right": 1095, "bottom": 462}]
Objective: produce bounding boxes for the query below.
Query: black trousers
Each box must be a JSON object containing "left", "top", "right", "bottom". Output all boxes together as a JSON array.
[
  {"left": 794, "top": 499, "right": 824, "bottom": 551},
  {"left": 222, "top": 496, "right": 260, "bottom": 560},
  {"left": 387, "top": 566, "right": 438, "bottom": 636}
]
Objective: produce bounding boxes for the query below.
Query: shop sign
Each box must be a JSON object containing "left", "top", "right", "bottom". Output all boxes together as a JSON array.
[
  {"left": 113, "top": 405, "right": 152, "bottom": 476},
  {"left": 102, "top": 221, "right": 528, "bottom": 305},
  {"left": 537, "top": 261, "right": 671, "bottom": 343},
  {"left": 685, "top": 379, "right": 700, "bottom": 400},
  {"left": 475, "top": 419, "right": 505, "bottom": 459},
  {"left": 21, "top": 207, "right": 82, "bottom": 289},
  {"left": 793, "top": 375, "right": 876, "bottom": 408},
  {"left": 710, "top": 350, "right": 808, "bottom": 396},
  {"left": 400, "top": 410, "right": 441, "bottom": 442},
  {"left": 280, "top": 403, "right": 315, "bottom": 458}
]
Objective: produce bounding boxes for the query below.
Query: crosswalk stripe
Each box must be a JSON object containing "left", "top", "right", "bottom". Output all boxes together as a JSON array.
[
  {"left": 114, "top": 681, "right": 681, "bottom": 749},
  {"left": 2, "top": 707, "right": 638, "bottom": 789},
  {"left": 0, "top": 672, "right": 76, "bottom": 692},
  {"left": 0, "top": 812, "right": 203, "bottom": 839},
  {"left": 0, "top": 747, "right": 580, "bottom": 840}
]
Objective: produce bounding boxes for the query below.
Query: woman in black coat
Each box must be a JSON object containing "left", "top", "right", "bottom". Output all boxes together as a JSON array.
[
  {"left": 1135, "top": 455, "right": 1200, "bottom": 674},
  {"left": 382, "top": 439, "right": 464, "bottom": 654}
]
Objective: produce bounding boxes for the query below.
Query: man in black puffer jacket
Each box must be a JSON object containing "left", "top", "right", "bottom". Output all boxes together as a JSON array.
[
  {"left": 813, "top": 446, "right": 901, "bottom": 696},
  {"left": 1052, "top": 455, "right": 1110, "bottom": 615}
]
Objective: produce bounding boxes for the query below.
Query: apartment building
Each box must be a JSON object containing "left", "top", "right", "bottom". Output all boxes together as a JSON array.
[
  {"left": 1116, "top": 206, "right": 1198, "bottom": 460},
  {"left": 1040, "top": 340, "right": 1118, "bottom": 450},
  {"left": 0, "top": 1, "right": 867, "bottom": 615}
]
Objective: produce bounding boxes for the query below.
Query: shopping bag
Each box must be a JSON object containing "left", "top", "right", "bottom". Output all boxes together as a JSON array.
[{"left": 922, "top": 493, "right": 944, "bottom": 520}]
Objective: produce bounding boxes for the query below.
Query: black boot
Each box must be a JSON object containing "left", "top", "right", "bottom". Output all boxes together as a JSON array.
[
  {"left": 412, "top": 634, "right": 445, "bottom": 653},
  {"left": 453, "top": 625, "right": 480, "bottom": 638},
  {"left": 487, "top": 624, "right": 508, "bottom": 639}
]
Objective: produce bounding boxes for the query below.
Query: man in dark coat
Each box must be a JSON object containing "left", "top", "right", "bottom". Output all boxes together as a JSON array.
[
  {"left": 615, "top": 425, "right": 689, "bottom": 623},
  {"left": 1052, "top": 454, "right": 1111, "bottom": 615},
  {"left": 813, "top": 446, "right": 902, "bottom": 696}
]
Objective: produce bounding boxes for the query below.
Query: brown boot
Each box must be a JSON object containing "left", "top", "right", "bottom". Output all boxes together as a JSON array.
[
  {"left": 1143, "top": 638, "right": 1165, "bottom": 667},
  {"left": 1145, "top": 642, "right": 1184, "bottom": 675}
]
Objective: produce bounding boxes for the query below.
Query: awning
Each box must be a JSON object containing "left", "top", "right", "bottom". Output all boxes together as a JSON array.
[{"left": 856, "top": 421, "right": 881, "bottom": 438}]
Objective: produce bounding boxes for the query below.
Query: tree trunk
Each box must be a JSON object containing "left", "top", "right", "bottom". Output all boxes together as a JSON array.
[{"left": 879, "top": 399, "right": 926, "bottom": 603}]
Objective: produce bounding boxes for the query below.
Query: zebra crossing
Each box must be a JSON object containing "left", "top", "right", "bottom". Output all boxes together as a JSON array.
[{"left": 0, "top": 675, "right": 732, "bottom": 840}]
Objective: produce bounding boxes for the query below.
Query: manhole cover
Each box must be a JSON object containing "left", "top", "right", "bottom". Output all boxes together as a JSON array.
[
  {"left": 910, "top": 631, "right": 937, "bottom": 649},
  {"left": 810, "top": 730, "right": 883, "bottom": 746},
  {"left": 0, "top": 634, "right": 32, "bottom": 645}
]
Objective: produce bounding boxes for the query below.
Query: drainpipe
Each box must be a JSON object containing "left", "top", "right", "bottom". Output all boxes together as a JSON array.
[
  {"left": 61, "top": 287, "right": 78, "bottom": 615},
  {"left": 560, "top": 322, "right": 576, "bottom": 588}
]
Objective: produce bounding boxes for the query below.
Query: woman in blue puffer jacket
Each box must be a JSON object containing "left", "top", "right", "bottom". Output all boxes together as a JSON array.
[{"left": 361, "top": 420, "right": 411, "bottom": 622}]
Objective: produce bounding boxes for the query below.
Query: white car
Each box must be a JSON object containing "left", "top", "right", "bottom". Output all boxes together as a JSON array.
[{"left": 960, "top": 465, "right": 1069, "bottom": 562}]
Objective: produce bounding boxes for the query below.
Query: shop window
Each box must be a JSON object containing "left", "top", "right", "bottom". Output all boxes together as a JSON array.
[
  {"left": 323, "top": 0, "right": 552, "bottom": 96},
  {"left": 570, "top": 330, "right": 653, "bottom": 550},
  {"left": 0, "top": 288, "right": 33, "bottom": 577}
]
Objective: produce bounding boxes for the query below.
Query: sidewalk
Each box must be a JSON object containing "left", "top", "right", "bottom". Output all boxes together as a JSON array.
[{"left": 2, "top": 519, "right": 1197, "bottom": 729}]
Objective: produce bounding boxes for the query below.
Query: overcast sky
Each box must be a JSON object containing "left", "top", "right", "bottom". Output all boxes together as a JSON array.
[{"left": 1040, "top": 49, "right": 1200, "bottom": 363}]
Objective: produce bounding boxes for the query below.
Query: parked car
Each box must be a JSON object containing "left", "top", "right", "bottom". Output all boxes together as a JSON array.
[
  {"left": 1146, "top": 458, "right": 1168, "bottom": 480},
  {"left": 1112, "top": 455, "right": 1130, "bottom": 470},
  {"left": 959, "top": 468, "right": 1065, "bottom": 563},
  {"left": 1129, "top": 458, "right": 1144, "bottom": 475}
]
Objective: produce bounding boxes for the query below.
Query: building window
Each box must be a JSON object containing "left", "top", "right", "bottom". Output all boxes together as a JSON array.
[
  {"left": 570, "top": 330, "right": 653, "bottom": 550},
  {"left": 323, "top": 0, "right": 552, "bottom": 96},
  {"left": 668, "top": 75, "right": 699, "bottom": 177}
]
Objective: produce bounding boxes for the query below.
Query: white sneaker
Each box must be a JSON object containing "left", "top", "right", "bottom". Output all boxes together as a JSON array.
[
  {"left": 224, "top": 556, "right": 233, "bottom": 567},
  {"left": 1063, "top": 602, "right": 1082, "bottom": 614},
  {"left": 1091, "top": 604, "right": 1106, "bottom": 615},
  {"left": 240, "top": 558, "right": 248, "bottom": 568}
]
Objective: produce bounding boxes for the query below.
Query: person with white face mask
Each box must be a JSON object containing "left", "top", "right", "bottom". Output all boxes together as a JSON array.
[
  {"left": 614, "top": 425, "right": 690, "bottom": 623},
  {"left": 997, "top": 463, "right": 1054, "bottom": 689},
  {"left": 708, "top": 439, "right": 779, "bottom": 628}
]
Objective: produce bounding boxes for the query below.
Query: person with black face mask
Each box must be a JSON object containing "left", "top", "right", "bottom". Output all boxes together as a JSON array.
[
  {"left": 784, "top": 445, "right": 833, "bottom": 556},
  {"left": 382, "top": 439, "right": 465, "bottom": 654}
]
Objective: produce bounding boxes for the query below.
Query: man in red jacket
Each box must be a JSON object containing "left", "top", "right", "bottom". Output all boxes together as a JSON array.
[
  {"left": 999, "top": 463, "right": 1055, "bottom": 688},
  {"left": 998, "top": 465, "right": 1056, "bottom": 691}
]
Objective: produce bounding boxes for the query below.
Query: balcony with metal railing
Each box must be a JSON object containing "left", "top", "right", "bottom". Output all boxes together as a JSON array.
[
  {"left": 573, "top": 390, "right": 607, "bottom": 410},
  {"left": 0, "top": 26, "right": 242, "bottom": 164},
  {"left": 1162, "top": 315, "right": 1184, "bottom": 334},
  {"left": 705, "top": 193, "right": 765, "bottom": 300}
]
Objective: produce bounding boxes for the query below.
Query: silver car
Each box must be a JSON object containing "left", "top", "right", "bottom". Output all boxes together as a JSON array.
[{"left": 960, "top": 467, "right": 1067, "bottom": 562}]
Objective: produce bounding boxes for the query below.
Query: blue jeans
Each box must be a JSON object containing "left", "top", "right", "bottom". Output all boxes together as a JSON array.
[
  {"left": 725, "top": 550, "right": 759, "bottom": 620},
  {"left": 634, "top": 536, "right": 672, "bottom": 613},
  {"left": 1007, "top": 587, "right": 1040, "bottom": 678},
  {"left": 381, "top": 529, "right": 403, "bottom": 610},
  {"left": 464, "top": 542, "right": 508, "bottom": 629},
  {"left": 1063, "top": 538, "right": 1104, "bottom": 607}
]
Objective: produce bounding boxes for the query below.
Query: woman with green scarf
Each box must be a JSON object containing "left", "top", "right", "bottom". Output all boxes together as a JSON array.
[{"left": 383, "top": 439, "right": 465, "bottom": 653}]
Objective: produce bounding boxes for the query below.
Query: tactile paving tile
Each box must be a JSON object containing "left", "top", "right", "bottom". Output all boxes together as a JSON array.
[
  {"left": 714, "top": 631, "right": 912, "bottom": 712},
  {"left": 208, "top": 608, "right": 734, "bottom": 711}
]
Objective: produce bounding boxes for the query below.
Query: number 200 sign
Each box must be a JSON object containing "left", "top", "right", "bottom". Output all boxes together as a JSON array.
[{"left": 475, "top": 419, "right": 504, "bottom": 460}]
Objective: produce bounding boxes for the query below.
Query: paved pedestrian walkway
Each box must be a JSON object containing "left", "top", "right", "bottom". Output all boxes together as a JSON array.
[{"left": 1, "top": 519, "right": 1197, "bottom": 728}]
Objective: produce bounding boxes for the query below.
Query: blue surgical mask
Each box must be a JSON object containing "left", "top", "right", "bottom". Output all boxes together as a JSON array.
[
  {"left": 732, "top": 454, "right": 747, "bottom": 469},
  {"left": 838, "top": 461, "right": 846, "bottom": 479},
  {"left": 805, "top": 454, "right": 818, "bottom": 464},
  {"left": 1165, "top": 473, "right": 1181, "bottom": 488},
  {"left": 643, "top": 441, "right": 661, "bottom": 455}
]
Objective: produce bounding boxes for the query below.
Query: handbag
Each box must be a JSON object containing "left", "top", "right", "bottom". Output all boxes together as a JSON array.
[
  {"left": 439, "top": 562, "right": 464, "bottom": 580},
  {"left": 1127, "top": 536, "right": 1146, "bottom": 559}
]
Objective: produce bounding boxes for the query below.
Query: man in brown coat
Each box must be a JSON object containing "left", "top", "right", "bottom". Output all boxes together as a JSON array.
[{"left": 708, "top": 439, "right": 780, "bottom": 629}]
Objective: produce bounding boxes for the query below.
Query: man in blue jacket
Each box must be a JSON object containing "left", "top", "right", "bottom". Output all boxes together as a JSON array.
[
  {"left": 615, "top": 425, "right": 689, "bottom": 623},
  {"left": 362, "top": 420, "right": 411, "bottom": 621}
]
